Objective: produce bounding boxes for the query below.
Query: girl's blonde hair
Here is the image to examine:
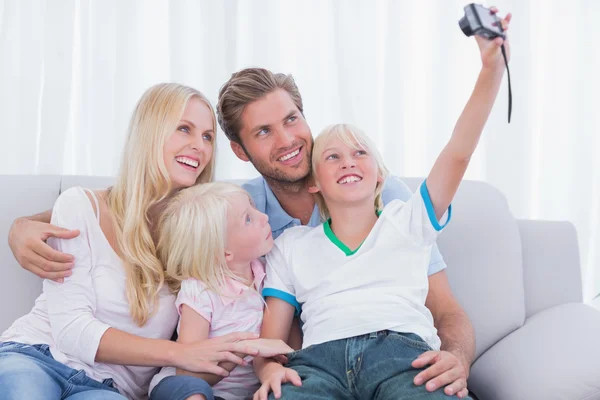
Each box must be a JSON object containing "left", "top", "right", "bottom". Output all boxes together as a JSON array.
[
  {"left": 106, "top": 83, "right": 217, "bottom": 326},
  {"left": 311, "top": 123, "right": 389, "bottom": 220},
  {"left": 157, "top": 182, "right": 251, "bottom": 295}
]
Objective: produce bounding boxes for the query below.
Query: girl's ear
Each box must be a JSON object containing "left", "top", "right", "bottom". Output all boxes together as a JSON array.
[{"left": 224, "top": 250, "right": 234, "bottom": 262}]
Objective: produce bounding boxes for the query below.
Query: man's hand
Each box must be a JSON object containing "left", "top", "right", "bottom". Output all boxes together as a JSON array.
[
  {"left": 253, "top": 362, "right": 301, "bottom": 400},
  {"left": 412, "top": 350, "right": 469, "bottom": 398},
  {"left": 8, "top": 217, "right": 79, "bottom": 282}
]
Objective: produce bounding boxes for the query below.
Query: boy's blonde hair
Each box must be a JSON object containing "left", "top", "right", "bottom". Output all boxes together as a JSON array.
[
  {"left": 106, "top": 83, "right": 217, "bottom": 326},
  {"left": 157, "top": 182, "right": 251, "bottom": 295},
  {"left": 311, "top": 124, "right": 389, "bottom": 220}
]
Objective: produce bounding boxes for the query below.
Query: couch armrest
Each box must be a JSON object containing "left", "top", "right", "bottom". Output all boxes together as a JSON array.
[
  {"left": 469, "top": 303, "right": 600, "bottom": 400},
  {"left": 517, "top": 219, "right": 582, "bottom": 318}
]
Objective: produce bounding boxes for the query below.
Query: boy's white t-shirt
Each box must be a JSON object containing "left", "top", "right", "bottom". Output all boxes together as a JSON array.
[{"left": 263, "top": 181, "right": 451, "bottom": 350}]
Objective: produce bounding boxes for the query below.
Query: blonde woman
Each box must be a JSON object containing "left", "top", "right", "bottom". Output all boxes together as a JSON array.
[
  {"left": 149, "top": 182, "right": 293, "bottom": 400},
  {"left": 0, "top": 83, "right": 260, "bottom": 400}
]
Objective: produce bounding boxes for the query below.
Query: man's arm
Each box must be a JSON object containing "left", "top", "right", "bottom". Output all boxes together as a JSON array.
[
  {"left": 427, "top": 271, "right": 475, "bottom": 371},
  {"left": 21, "top": 209, "right": 53, "bottom": 223},
  {"left": 411, "top": 270, "right": 474, "bottom": 398},
  {"left": 9, "top": 209, "right": 78, "bottom": 281}
]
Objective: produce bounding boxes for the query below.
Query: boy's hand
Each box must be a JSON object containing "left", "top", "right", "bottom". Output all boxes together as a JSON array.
[
  {"left": 475, "top": 7, "right": 512, "bottom": 70},
  {"left": 254, "top": 363, "right": 302, "bottom": 400}
]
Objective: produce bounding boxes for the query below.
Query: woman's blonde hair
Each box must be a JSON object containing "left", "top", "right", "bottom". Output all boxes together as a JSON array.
[
  {"left": 157, "top": 182, "right": 251, "bottom": 295},
  {"left": 311, "top": 123, "right": 389, "bottom": 220},
  {"left": 106, "top": 83, "right": 217, "bottom": 326}
]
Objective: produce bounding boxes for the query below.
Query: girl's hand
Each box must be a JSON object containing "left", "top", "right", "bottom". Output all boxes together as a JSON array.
[
  {"left": 175, "top": 332, "right": 260, "bottom": 376},
  {"left": 253, "top": 363, "right": 302, "bottom": 400},
  {"left": 238, "top": 338, "right": 294, "bottom": 358},
  {"left": 475, "top": 7, "right": 512, "bottom": 70}
]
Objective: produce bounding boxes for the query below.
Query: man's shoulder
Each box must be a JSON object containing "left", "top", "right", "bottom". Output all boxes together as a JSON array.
[
  {"left": 241, "top": 176, "right": 269, "bottom": 211},
  {"left": 241, "top": 176, "right": 266, "bottom": 195}
]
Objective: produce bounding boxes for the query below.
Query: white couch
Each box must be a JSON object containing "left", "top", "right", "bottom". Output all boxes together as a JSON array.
[{"left": 1, "top": 175, "right": 600, "bottom": 400}]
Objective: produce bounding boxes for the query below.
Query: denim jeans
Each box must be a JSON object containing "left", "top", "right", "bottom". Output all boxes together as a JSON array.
[
  {"left": 272, "top": 331, "right": 472, "bottom": 400},
  {"left": 150, "top": 375, "right": 218, "bottom": 400},
  {"left": 0, "top": 341, "right": 125, "bottom": 400}
]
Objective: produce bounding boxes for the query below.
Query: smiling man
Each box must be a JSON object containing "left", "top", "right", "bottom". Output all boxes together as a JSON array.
[{"left": 216, "top": 68, "right": 476, "bottom": 398}]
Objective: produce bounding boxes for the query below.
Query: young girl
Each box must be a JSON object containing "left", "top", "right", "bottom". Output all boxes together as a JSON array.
[
  {"left": 149, "top": 182, "right": 294, "bottom": 400},
  {"left": 254, "top": 11, "right": 512, "bottom": 400}
]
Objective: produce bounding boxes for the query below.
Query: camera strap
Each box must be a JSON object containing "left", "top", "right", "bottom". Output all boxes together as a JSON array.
[{"left": 501, "top": 44, "right": 512, "bottom": 123}]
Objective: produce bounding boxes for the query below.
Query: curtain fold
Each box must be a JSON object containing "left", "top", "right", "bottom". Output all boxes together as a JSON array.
[{"left": 0, "top": 0, "right": 598, "bottom": 298}]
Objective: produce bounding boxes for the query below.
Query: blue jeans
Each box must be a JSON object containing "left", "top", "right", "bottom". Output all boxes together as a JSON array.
[
  {"left": 272, "top": 331, "right": 472, "bottom": 400},
  {"left": 0, "top": 341, "right": 125, "bottom": 400},
  {"left": 150, "top": 375, "right": 217, "bottom": 400}
]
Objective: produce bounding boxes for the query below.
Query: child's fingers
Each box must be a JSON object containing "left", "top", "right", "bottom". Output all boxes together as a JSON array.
[
  {"left": 202, "top": 362, "right": 230, "bottom": 377},
  {"left": 287, "top": 369, "right": 302, "bottom": 386},
  {"left": 505, "top": 12, "right": 512, "bottom": 24},
  {"left": 273, "top": 354, "right": 289, "bottom": 364},
  {"left": 257, "top": 384, "right": 270, "bottom": 400},
  {"left": 271, "top": 379, "right": 283, "bottom": 399},
  {"left": 218, "top": 350, "right": 246, "bottom": 366},
  {"left": 253, "top": 384, "right": 269, "bottom": 400}
]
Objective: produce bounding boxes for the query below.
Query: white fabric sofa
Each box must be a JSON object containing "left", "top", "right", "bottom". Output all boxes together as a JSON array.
[{"left": 1, "top": 175, "right": 599, "bottom": 400}]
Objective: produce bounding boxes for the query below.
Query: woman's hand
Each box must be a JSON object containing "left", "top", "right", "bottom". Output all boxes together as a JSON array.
[
  {"left": 238, "top": 338, "right": 294, "bottom": 359},
  {"left": 174, "top": 332, "right": 260, "bottom": 376}
]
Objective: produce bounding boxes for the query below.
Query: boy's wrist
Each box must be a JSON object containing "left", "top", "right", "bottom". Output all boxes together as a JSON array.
[
  {"left": 255, "top": 358, "right": 282, "bottom": 381},
  {"left": 481, "top": 63, "right": 505, "bottom": 79}
]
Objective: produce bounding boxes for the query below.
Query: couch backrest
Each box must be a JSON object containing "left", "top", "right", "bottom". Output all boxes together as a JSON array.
[
  {"left": 2, "top": 175, "right": 526, "bottom": 358},
  {"left": 401, "top": 178, "right": 526, "bottom": 357},
  {"left": 1, "top": 175, "right": 61, "bottom": 332}
]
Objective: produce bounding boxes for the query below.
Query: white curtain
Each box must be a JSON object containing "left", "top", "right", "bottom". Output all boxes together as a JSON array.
[{"left": 1, "top": 0, "right": 598, "bottom": 298}]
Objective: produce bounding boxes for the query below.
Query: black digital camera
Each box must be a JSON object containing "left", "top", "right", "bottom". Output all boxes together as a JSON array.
[{"left": 459, "top": 3, "right": 505, "bottom": 40}]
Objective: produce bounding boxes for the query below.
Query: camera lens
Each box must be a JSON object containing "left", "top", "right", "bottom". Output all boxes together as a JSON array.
[{"left": 459, "top": 16, "right": 473, "bottom": 36}]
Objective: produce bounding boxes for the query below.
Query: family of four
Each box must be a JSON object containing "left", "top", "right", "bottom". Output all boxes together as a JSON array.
[{"left": 0, "top": 10, "right": 511, "bottom": 400}]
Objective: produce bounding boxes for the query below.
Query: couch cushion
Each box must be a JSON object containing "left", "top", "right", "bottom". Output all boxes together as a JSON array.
[
  {"left": 0, "top": 175, "right": 61, "bottom": 332},
  {"left": 469, "top": 303, "right": 600, "bottom": 400},
  {"left": 401, "top": 178, "right": 525, "bottom": 358},
  {"left": 60, "top": 175, "right": 117, "bottom": 193}
]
